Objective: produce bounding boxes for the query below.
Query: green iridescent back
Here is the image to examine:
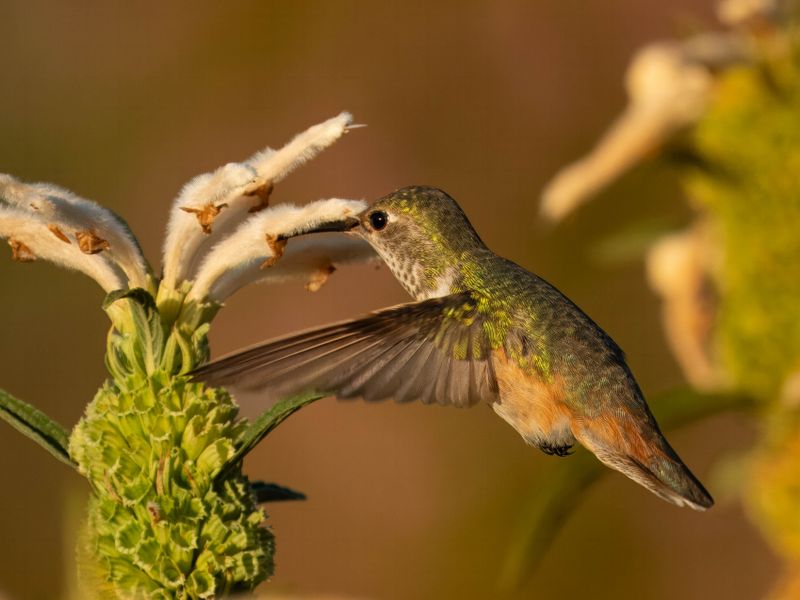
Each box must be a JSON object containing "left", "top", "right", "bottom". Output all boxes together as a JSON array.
[{"left": 370, "top": 186, "right": 640, "bottom": 415}]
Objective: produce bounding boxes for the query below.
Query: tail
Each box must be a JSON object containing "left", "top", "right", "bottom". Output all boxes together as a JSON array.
[{"left": 573, "top": 415, "right": 714, "bottom": 510}]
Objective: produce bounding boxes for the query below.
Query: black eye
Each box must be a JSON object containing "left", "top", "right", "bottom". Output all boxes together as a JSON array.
[{"left": 369, "top": 211, "right": 388, "bottom": 230}]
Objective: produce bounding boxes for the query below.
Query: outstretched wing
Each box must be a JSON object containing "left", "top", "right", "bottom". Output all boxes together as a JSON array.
[{"left": 191, "top": 292, "right": 500, "bottom": 407}]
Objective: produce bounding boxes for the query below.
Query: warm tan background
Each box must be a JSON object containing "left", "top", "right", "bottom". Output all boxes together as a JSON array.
[{"left": 0, "top": 2, "right": 774, "bottom": 599}]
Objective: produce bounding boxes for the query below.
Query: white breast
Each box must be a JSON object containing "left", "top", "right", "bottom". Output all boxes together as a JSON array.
[{"left": 418, "top": 267, "right": 455, "bottom": 299}]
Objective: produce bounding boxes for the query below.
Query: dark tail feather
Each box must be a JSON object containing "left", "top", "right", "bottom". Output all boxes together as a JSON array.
[
  {"left": 613, "top": 447, "right": 713, "bottom": 510},
  {"left": 575, "top": 422, "right": 714, "bottom": 510}
]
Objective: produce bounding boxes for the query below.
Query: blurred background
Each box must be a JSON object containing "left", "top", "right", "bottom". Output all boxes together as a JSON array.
[{"left": 0, "top": 1, "right": 774, "bottom": 599}]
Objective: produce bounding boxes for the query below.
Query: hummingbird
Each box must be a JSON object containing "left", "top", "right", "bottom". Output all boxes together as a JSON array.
[{"left": 192, "top": 186, "right": 713, "bottom": 510}]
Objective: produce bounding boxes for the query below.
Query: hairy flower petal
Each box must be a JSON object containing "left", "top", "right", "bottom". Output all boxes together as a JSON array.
[
  {"left": 0, "top": 175, "right": 150, "bottom": 287},
  {"left": 188, "top": 198, "right": 370, "bottom": 302},
  {"left": 0, "top": 205, "right": 126, "bottom": 291},
  {"left": 161, "top": 112, "right": 355, "bottom": 289}
]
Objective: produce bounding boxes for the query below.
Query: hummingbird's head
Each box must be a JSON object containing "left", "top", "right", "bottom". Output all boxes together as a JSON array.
[{"left": 348, "top": 186, "right": 488, "bottom": 299}]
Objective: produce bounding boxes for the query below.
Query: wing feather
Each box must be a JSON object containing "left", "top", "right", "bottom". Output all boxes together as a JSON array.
[
  {"left": 191, "top": 292, "right": 503, "bottom": 408},
  {"left": 396, "top": 342, "right": 440, "bottom": 404}
]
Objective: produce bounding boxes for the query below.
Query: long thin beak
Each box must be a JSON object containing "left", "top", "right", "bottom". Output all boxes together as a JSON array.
[
  {"left": 307, "top": 216, "right": 361, "bottom": 233},
  {"left": 277, "top": 216, "right": 361, "bottom": 241}
]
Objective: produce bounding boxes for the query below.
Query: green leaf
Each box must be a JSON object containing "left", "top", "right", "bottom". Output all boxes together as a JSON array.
[
  {"left": 250, "top": 481, "right": 307, "bottom": 503},
  {"left": 497, "top": 388, "right": 755, "bottom": 595},
  {"left": 0, "top": 388, "right": 74, "bottom": 467},
  {"left": 217, "top": 393, "right": 323, "bottom": 481}
]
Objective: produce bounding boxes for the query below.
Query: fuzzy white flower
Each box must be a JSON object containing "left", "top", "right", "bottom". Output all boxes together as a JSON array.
[
  {"left": 0, "top": 204, "right": 126, "bottom": 292},
  {"left": 646, "top": 226, "right": 726, "bottom": 390},
  {"left": 540, "top": 33, "right": 747, "bottom": 222},
  {"left": 0, "top": 175, "right": 150, "bottom": 288},
  {"left": 1, "top": 113, "right": 371, "bottom": 326},
  {"left": 162, "top": 112, "right": 356, "bottom": 289},
  {"left": 188, "top": 198, "right": 370, "bottom": 303},
  {"left": 256, "top": 235, "right": 378, "bottom": 293}
]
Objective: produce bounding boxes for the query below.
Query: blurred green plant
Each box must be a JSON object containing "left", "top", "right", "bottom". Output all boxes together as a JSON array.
[
  {"left": 0, "top": 113, "right": 373, "bottom": 598},
  {"left": 525, "top": 2, "right": 800, "bottom": 597}
]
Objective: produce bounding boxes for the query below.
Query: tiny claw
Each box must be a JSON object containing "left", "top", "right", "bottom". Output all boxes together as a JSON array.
[
  {"left": 554, "top": 445, "right": 574, "bottom": 457},
  {"left": 538, "top": 442, "right": 574, "bottom": 457}
]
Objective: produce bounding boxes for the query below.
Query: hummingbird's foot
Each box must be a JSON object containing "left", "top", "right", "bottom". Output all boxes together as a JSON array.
[{"left": 538, "top": 442, "right": 574, "bottom": 457}]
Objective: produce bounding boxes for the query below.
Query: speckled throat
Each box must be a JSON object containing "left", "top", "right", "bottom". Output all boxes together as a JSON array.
[{"left": 372, "top": 242, "right": 459, "bottom": 300}]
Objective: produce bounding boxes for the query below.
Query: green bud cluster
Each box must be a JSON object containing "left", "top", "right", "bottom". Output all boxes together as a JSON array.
[
  {"left": 686, "top": 48, "right": 800, "bottom": 402},
  {"left": 681, "top": 30, "right": 800, "bottom": 592},
  {"left": 68, "top": 292, "right": 275, "bottom": 598}
]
